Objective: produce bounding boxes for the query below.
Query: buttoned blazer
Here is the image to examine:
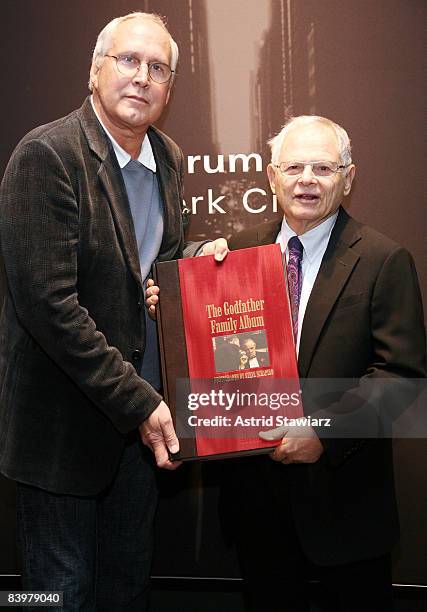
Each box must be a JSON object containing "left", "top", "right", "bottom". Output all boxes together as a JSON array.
[
  {"left": 229, "top": 207, "right": 426, "bottom": 565},
  {"left": 0, "top": 98, "right": 189, "bottom": 495}
]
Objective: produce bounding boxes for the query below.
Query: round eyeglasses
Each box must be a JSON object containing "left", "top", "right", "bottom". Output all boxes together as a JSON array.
[
  {"left": 105, "top": 54, "right": 174, "bottom": 84},
  {"left": 274, "top": 161, "right": 349, "bottom": 178}
]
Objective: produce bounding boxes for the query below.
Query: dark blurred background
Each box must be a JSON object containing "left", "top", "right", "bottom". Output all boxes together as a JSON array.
[{"left": 1, "top": 1, "right": 426, "bottom": 609}]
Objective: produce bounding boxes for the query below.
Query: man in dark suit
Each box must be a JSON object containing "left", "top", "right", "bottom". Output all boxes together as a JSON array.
[
  {"left": 214, "top": 337, "right": 241, "bottom": 373},
  {"left": 0, "top": 12, "right": 225, "bottom": 611},
  {"left": 242, "top": 337, "right": 269, "bottom": 368},
  {"left": 222, "top": 116, "right": 425, "bottom": 611}
]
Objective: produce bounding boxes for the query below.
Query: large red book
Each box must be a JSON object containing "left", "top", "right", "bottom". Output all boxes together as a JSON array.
[{"left": 154, "top": 244, "right": 302, "bottom": 460}]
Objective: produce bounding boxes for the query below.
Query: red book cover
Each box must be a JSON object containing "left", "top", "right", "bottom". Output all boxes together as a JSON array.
[{"left": 154, "top": 244, "right": 302, "bottom": 460}]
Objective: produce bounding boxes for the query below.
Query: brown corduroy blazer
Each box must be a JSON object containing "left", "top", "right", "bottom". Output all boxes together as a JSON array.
[{"left": 0, "top": 98, "right": 190, "bottom": 495}]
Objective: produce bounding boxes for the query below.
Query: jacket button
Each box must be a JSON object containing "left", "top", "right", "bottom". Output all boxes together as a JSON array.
[
  {"left": 132, "top": 350, "right": 142, "bottom": 364},
  {"left": 137, "top": 299, "right": 143, "bottom": 310}
]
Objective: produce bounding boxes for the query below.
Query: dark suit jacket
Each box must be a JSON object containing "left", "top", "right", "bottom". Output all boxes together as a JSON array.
[
  {"left": 228, "top": 208, "right": 426, "bottom": 565},
  {"left": 253, "top": 352, "right": 269, "bottom": 368},
  {"left": 0, "top": 98, "right": 191, "bottom": 495},
  {"left": 214, "top": 340, "right": 241, "bottom": 373}
]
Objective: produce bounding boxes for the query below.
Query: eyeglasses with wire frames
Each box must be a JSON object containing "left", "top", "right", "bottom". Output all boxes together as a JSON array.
[
  {"left": 274, "top": 161, "right": 350, "bottom": 178},
  {"left": 105, "top": 54, "right": 174, "bottom": 84}
]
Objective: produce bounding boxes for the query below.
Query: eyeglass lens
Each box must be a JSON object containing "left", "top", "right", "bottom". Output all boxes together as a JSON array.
[
  {"left": 281, "top": 162, "right": 338, "bottom": 177},
  {"left": 114, "top": 55, "right": 172, "bottom": 83}
]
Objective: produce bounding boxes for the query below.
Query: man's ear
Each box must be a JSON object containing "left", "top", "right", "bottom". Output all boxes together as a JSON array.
[
  {"left": 90, "top": 60, "right": 100, "bottom": 90},
  {"left": 267, "top": 163, "right": 277, "bottom": 194},
  {"left": 344, "top": 164, "right": 356, "bottom": 196}
]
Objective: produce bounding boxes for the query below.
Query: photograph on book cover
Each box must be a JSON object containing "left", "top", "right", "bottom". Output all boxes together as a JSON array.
[{"left": 213, "top": 330, "right": 270, "bottom": 374}]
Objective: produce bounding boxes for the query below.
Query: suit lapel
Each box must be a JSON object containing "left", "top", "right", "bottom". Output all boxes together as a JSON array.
[
  {"left": 257, "top": 220, "right": 282, "bottom": 245},
  {"left": 298, "top": 209, "right": 362, "bottom": 377},
  {"left": 148, "top": 127, "right": 183, "bottom": 262},
  {"left": 79, "top": 98, "right": 143, "bottom": 288}
]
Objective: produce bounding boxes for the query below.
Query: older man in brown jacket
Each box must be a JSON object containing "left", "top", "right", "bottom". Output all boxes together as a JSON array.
[{"left": 0, "top": 12, "right": 225, "bottom": 611}]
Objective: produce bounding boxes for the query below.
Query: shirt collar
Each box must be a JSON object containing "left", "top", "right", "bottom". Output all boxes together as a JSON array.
[
  {"left": 277, "top": 211, "right": 338, "bottom": 264},
  {"left": 90, "top": 96, "right": 156, "bottom": 172}
]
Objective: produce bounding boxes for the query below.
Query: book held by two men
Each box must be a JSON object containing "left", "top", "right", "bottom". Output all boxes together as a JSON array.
[{"left": 154, "top": 244, "right": 302, "bottom": 461}]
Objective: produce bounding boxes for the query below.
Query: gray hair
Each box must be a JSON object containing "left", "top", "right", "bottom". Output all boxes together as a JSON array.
[
  {"left": 268, "top": 115, "right": 352, "bottom": 167},
  {"left": 89, "top": 12, "right": 179, "bottom": 91}
]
